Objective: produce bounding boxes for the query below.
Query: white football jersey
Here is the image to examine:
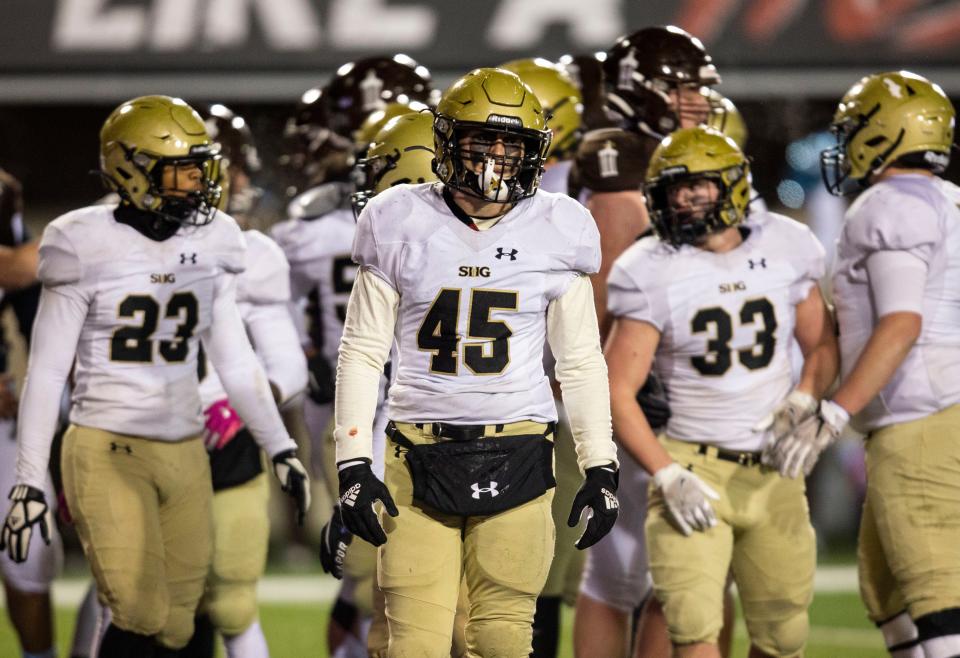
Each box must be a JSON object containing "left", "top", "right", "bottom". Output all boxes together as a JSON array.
[
  {"left": 271, "top": 207, "right": 357, "bottom": 366},
  {"left": 36, "top": 205, "right": 245, "bottom": 440},
  {"left": 608, "top": 210, "right": 825, "bottom": 450},
  {"left": 833, "top": 174, "right": 960, "bottom": 431},
  {"left": 199, "top": 229, "right": 294, "bottom": 407},
  {"left": 354, "top": 183, "right": 600, "bottom": 425}
]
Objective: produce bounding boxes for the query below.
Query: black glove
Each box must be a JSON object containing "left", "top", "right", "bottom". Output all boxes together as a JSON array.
[
  {"left": 306, "top": 353, "right": 336, "bottom": 405},
  {"left": 338, "top": 460, "right": 398, "bottom": 547},
  {"left": 637, "top": 373, "right": 670, "bottom": 430},
  {"left": 319, "top": 505, "right": 353, "bottom": 580},
  {"left": 567, "top": 464, "right": 619, "bottom": 550},
  {"left": 272, "top": 450, "right": 311, "bottom": 526},
  {"left": 0, "top": 484, "right": 52, "bottom": 563}
]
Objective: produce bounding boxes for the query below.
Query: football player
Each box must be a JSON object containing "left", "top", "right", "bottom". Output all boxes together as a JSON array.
[
  {"left": 180, "top": 104, "right": 308, "bottom": 658},
  {"left": 605, "top": 126, "right": 838, "bottom": 658},
  {"left": 499, "top": 56, "right": 587, "bottom": 658},
  {"left": 0, "top": 170, "right": 64, "bottom": 658},
  {"left": 783, "top": 71, "right": 960, "bottom": 658},
  {"left": 570, "top": 26, "right": 721, "bottom": 658},
  {"left": 0, "top": 96, "right": 309, "bottom": 658},
  {"left": 334, "top": 67, "right": 619, "bottom": 657},
  {"left": 271, "top": 55, "right": 436, "bottom": 658}
]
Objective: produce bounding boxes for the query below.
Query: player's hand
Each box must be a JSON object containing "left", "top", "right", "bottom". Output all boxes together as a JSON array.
[
  {"left": 319, "top": 505, "right": 353, "bottom": 580},
  {"left": 0, "top": 485, "right": 52, "bottom": 563},
  {"left": 567, "top": 463, "right": 619, "bottom": 550},
  {"left": 636, "top": 374, "right": 670, "bottom": 431},
  {"left": 758, "top": 390, "right": 818, "bottom": 467},
  {"left": 202, "top": 398, "right": 244, "bottom": 451},
  {"left": 338, "top": 461, "right": 397, "bottom": 547},
  {"left": 653, "top": 463, "right": 720, "bottom": 536},
  {"left": 768, "top": 400, "right": 849, "bottom": 479},
  {"left": 272, "top": 450, "right": 311, "bottom": 526}
]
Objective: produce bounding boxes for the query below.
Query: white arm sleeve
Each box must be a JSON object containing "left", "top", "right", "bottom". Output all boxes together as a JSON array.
[
  {"left": 242, "top": 301, "right": 309, "bottom": 406},
  {"left": 334, "top": 268, "right": 398, "bottom": 465},
  {"left": 202, "top": 274, "right": 296, "bottom": 458},
  {"left": 866, "top": 250, "right": 928, "bottom": 317},
  {"left": 15, "top": 285, "right": 88, "bottom": 489},
  {"left": 547, "top": 275, "right": 618, "bottom": 473}
]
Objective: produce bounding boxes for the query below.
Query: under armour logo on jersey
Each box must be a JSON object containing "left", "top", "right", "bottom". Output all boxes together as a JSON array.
[
  {"left": 495, "top": 248, "right": 518, "bottom": 261},
  {"left": 180, "top": 253, "right": 197, "bottom": 265},
  {"left": 617, "top": 50, "right": 638, "bottom": 90},
  {"left": 598, "top": 141, "right": 620, "bottom": 178},
  {"left": 109, "top": 442, "right": 132, "bottom": 455},
  {"left": 748, "top": 258, "right": 767, "bottom": 270},
  {"left": 471, "top": 482, "right": 499, "bottom": 499},
  {"left": 360, "top": 69, "right": 386, "bottom": 111},
  {"left": 602, "top": 488, "right": 619, "bottom": 511},
  {"left": 340, "top": 483, "right": 361, "bottom": 507}
]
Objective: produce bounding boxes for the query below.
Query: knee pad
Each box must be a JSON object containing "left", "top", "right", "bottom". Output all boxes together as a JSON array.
[
  {"left": 105, "top": 582, "right": 168, "bottom": 637},
  {"left": 747, "top": 610, "right": 808, "bottom": 657},
  {"left": 659, "top": 590, "right": 723, "bottom": 646},
  {"left": 206, "top": 582, "right": 258, "bottom": 637}
]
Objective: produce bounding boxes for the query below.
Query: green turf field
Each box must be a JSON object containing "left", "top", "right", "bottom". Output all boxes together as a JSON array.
[{"left": 0, "top": 590, "right": 885, "bottom": 657}]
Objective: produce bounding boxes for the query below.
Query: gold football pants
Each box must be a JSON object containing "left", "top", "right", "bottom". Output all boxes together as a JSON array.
[
  {"left": 373, "top": 420, "right": 555, "bottom": 658},
  {"left": 858, "top": 404, "right": 960, "bottom": 622},
  {"left": 61, "top": 424, "right": 213, "bottom": 649},
  {"left": 646, "top": 438, "right": 815, "bottom": 656}
]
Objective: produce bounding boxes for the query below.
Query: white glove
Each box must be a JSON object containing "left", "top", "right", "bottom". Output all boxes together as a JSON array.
[
  {"left": 653, "top": 462, "right": 720, "bottom": 536},
  {"left": 272, "top": 450, "right": 311, "bottom": 526},
  {"left": 758, "top": 390, "right": 818, "bottom": 468},
  {"left": 769, "top": 399, "right": 849, "bottom": 479}
]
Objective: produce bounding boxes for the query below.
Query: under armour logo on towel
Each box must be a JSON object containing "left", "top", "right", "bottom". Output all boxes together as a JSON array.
[
  {"left": 602, "top": 488, "right": 619, "bottom": 511},
  {"left": 748, "top": 258, "right": 767, "bottom": 270},
  {"left": 109, "top": 442, "right": 132, "bottom": 455},
  {"left": 180, "top": 253, "right": 197, "bottom": 265},
  {"left": 340, "top": 483, "right": 361, "bottom": 507},
  {"left": 495, "top": 248, "right": 518, "bottom": 261},
  {"left": 471, "top": 482, "right": 500, "bottom": 499}
]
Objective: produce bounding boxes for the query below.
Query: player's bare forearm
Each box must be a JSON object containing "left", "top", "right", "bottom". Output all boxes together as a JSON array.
[
  {"left": 832, "top": 311, "right": 921, "bottom": 416},
  {"left": 605, "top": 318, "right": 672, "bottom": 474},
  {"left": 0, "top": 241, "right": 39, "bottom": 290},
  {"left": 793, "top": 285, "right": 839, "bottom": 400}
]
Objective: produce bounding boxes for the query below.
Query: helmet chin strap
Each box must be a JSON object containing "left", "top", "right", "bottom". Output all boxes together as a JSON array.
[{"left": 479, "top": 157, "right": 514, "bottom": 202}]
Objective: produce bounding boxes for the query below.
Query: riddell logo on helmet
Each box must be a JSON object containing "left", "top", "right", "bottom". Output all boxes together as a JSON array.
[{"left": 487, "top": 115, "right": 523, "bottom": 127}]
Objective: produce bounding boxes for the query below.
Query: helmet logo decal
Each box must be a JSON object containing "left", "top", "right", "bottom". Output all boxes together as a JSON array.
[
  {"left": 598, "top": 140, "right": 620, "bottom": 178},
  {"left": 360, "top": 70, "right": 386, "bottom": 112},
  {"left": 618, "top": 50, "right": 638, "bottom": 90},
  {"left": 883, "top": 78, "right": 904, "bottom": 99},
  {"left": 487, "top": 114, "right": 523, "bottom": 127}
]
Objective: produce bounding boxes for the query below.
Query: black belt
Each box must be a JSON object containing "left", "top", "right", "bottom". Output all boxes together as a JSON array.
[
  {"left": 392, "top": 421, "right": 555, "bottom": 442},
  {"left": 696, "top": 443, "right": 762, "bottom": 467}
]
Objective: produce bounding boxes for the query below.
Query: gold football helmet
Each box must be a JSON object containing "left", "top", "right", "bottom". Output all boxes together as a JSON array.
[
  {"left": 500, "top": 58, "right": 582, "bottom": 159},
  {"left": 821, "top": 71, "right": 955, "bottom": 195},
  {"left": 100, "top": 95, "right": 221, "bottom": 225},
  {"left": 704, "top": 90, "right": 748, "bottom": 151},
  {"left": 645, "top": 126, "right": 750, "bottom": 246},
  {"left": 352, "top": 111, "right": 437, "bottom": 215},
  {"left": 434, "top": 68, "right": 551, "bottom": 204}
]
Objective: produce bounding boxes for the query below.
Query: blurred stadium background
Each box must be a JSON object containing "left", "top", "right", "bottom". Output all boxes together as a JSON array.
[{"left": 4, "top": 1, "right": 960, "bottom": 655}]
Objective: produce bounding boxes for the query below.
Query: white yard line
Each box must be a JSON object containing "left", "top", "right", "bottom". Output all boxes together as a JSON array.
[{"left": 25, "top": 565, "right": 861, "bottom": 608}]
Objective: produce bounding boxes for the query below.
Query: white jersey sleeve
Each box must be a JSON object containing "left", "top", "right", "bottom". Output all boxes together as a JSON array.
[
  {"left": 607, "top": 237, "right": 669, "bottom": 331},
  {"left": 36, "top": 223, "right": 83, "bottom": 287},
  {"left": 237, "top": 230, "right": 290, "bottom": 305},
  {"left": 833, "top": 174, "right": 960, "bottom": 430}
]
